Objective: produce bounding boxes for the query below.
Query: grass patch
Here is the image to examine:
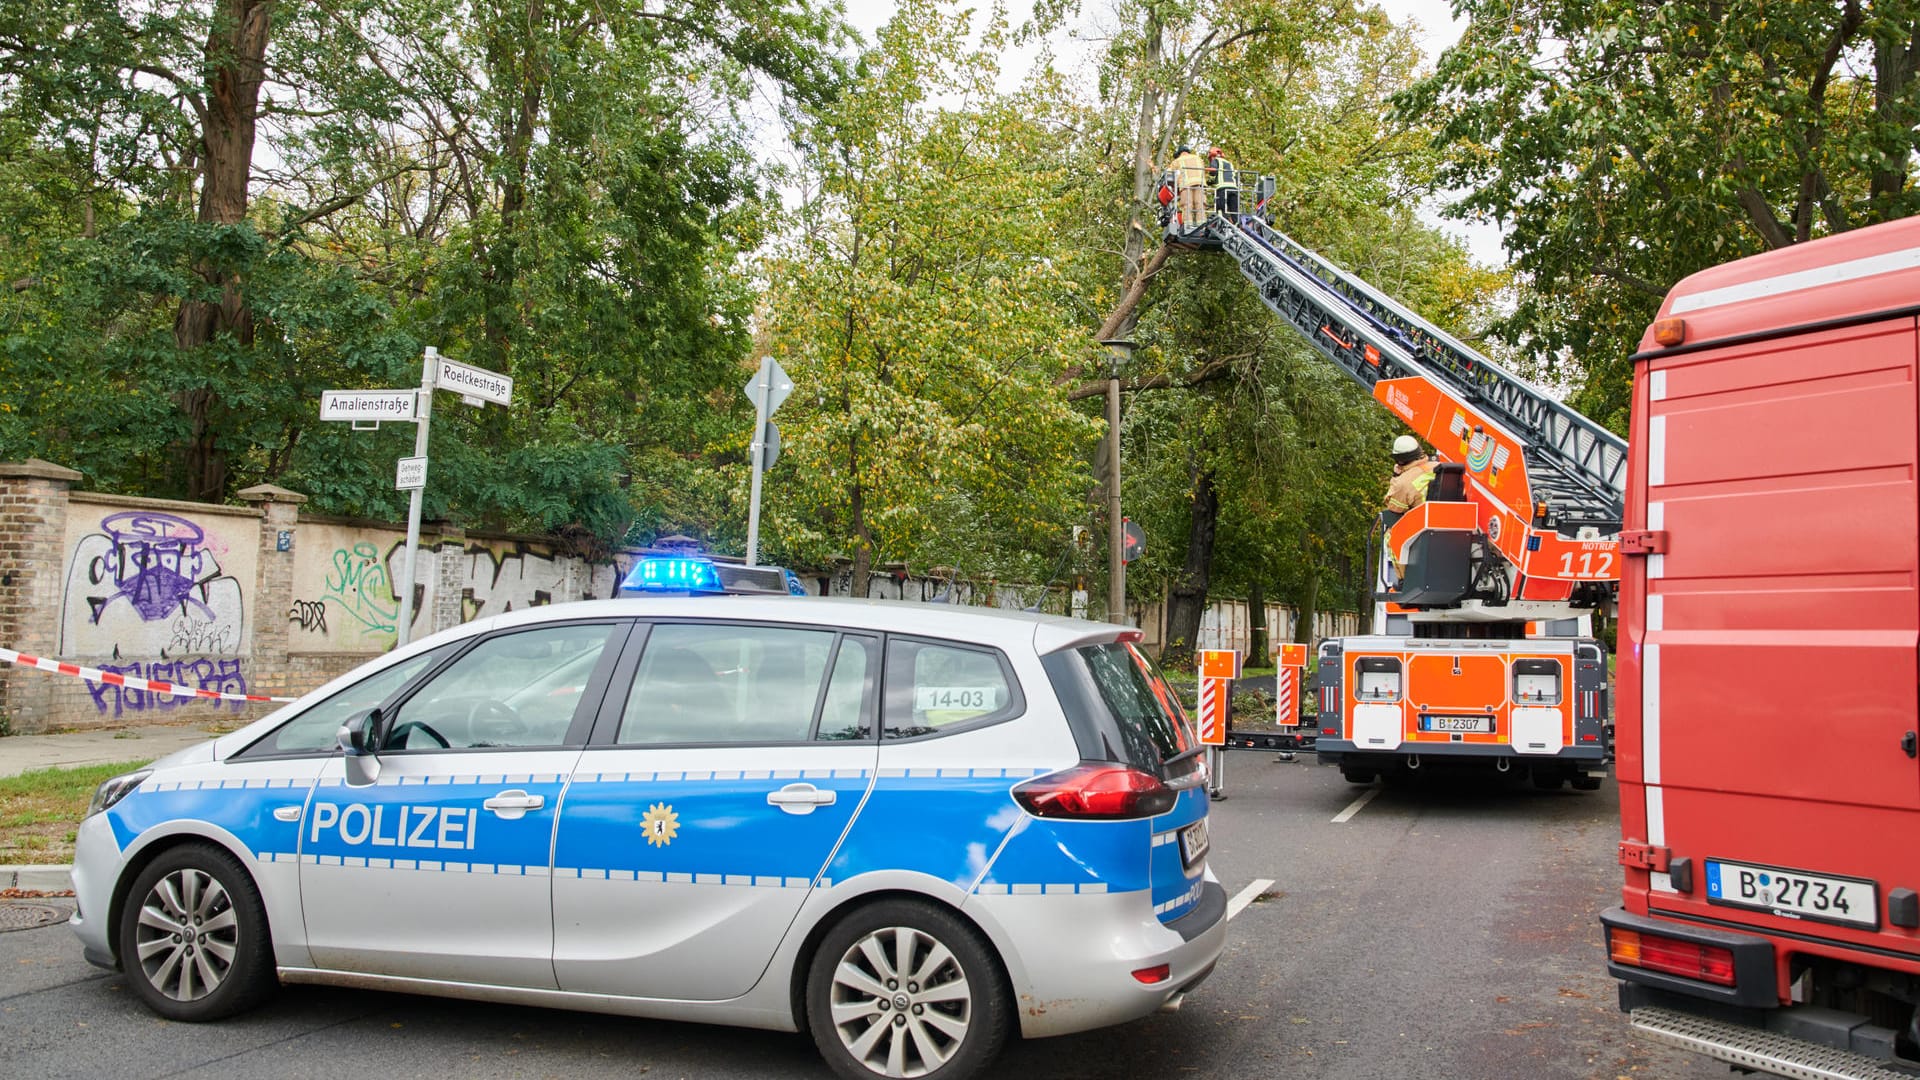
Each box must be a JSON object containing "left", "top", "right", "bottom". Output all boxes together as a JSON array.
[{"left": 0, "top": 760, "right": 152, "bottom": 864}]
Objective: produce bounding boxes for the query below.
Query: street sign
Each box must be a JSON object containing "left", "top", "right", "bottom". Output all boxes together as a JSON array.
[
  {"left": 1122, "top": 518, "right": 1145, "bottom": 563},
  {"left": 1197, "top": 648, "right": 1240, "bottom": 680},
  {"left": 435, "top": 357, "right": 513, "bottom": 407},
  {"left": 396, "top": 456, "right": 428, "bottom": 491},
  {"left": 319, "top": 390, "right": 416, "bottom": 422},
  {"left": 743, "top": 356, "right": 793, "bottom": 417}
]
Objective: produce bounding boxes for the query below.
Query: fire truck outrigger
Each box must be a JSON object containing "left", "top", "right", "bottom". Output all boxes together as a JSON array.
[
  {"left": 1163, "top": 173, "right": 1620, "bottom": 790},
  {"left": 1604, "top": 214, "right": 1920, "bottom": 1078}
]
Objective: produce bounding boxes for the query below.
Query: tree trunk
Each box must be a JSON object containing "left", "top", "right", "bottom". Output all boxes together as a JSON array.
[
  {"left": 847, "top": 432, "right": 872, "bottom": 598},
  {"left": 1248, "top": 580, "right": 1266, "bottom": 664},
  {"left": 1161, "top": 462, "right": 1218, "bottom": 671},
  {"left": 173, "top": 0, "right": 275, "bottom": 502},
  {"left": 1120, "top": 12, "right": 1164, "bottom": 294},
  {"left": 1872, "top": 23, "right": 1920, "bottom": 207},
  {"left": 1296, "top": 564, "right": 1320, "bottom": 645}
]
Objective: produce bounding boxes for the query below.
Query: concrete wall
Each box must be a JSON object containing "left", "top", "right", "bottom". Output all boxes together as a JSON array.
[{"left": 0, "top": 461, "right": 1360, "bottom": 733}]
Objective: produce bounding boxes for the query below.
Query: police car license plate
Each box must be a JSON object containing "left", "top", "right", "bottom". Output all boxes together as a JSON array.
[
  {"left": 1705, "top": 858, "right": 1877, "bottom": 929},
  {"left": 1421, "top": 715, "right": 1493, "bottom": 733},
  {"left": 1179, "top": 820, "right": 1209, "bottom": 869}
]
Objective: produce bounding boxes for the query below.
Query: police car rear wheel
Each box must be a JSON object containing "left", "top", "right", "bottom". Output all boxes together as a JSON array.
[
  {"left": 117, "top": 844, "right": 277, "bottom": 1022},
  {"left": 807, "top": 900, "right": 1009, "bottom": 1080}
]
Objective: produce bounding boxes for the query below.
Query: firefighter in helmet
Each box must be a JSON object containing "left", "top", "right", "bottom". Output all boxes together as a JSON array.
[
  {"left": 1383, "top": 434, "right": 1436, "bottom": 520},
  {"left": 1170, "top": 145, "right": 1207, "bottom": 228}
]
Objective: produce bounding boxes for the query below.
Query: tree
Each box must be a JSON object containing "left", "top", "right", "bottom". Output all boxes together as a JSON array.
[
  {"left": 1396, "top": 0, "right": 1920, "bottom": 429},
  {"left": 762, "top": 0, "right": 1102, "bottom": 593}
]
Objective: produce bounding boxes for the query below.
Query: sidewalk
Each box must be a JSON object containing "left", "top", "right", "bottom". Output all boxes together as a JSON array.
[{"left": 0, "top": 721, "right": 223, "bottom": 779}]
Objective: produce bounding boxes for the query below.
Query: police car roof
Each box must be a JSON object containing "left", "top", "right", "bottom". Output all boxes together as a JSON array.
[{"left": 484, "top": 595, "right": 1134, "bottom": 655}]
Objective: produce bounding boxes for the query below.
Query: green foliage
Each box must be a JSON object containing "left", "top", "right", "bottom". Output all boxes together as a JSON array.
[{"left": 1396, "top": 0, "right": 1920, "bottom": 428}]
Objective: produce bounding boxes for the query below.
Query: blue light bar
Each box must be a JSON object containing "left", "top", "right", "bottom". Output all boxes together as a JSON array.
[{"left": 623, "top": 556, "right": 724, "bottom": 593}]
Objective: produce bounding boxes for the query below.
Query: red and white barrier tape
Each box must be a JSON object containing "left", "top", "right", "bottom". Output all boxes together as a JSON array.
[{"left": 0, "top": 647, "right": 296, "bottom": 704}]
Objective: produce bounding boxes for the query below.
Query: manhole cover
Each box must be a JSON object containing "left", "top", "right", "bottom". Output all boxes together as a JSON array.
[{"left": 0, "top": 903, "right": 65, "bottom": 932}]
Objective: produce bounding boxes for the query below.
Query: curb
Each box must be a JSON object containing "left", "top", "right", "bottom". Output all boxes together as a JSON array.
[{"left": 1, "top": 864, "right": 73, "bottom": 891}]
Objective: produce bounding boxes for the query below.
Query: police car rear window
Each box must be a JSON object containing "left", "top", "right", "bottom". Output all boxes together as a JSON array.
[{"left": 1043, "top": 641, "right": 1197, "bottom": 773}]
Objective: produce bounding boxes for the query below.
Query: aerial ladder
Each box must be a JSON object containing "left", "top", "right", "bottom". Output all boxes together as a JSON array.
[{"left": 1167, "top": 170, "right": 1624, "bottom": 789}]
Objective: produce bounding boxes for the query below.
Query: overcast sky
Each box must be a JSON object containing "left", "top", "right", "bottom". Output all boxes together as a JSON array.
[{"left": 828, "top": 0, "right": 1506, "bottom": 266}]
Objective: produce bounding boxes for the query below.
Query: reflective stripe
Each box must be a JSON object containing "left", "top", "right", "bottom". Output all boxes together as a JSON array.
[{"left": 1670, "top": 244, "right": 1920, "bottom": 314}]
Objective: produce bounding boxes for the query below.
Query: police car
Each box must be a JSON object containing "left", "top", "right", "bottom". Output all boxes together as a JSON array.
[{"left": 70, "top": 566, "right": 1225, "bottom": 1080}]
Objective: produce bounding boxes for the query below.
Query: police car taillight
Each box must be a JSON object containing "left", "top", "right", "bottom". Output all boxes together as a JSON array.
[{"left": 1013, "top": 763, "right": 1177, "bottom": 820}]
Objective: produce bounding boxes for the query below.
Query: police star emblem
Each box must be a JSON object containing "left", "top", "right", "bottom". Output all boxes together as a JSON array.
[{"left": 641, "top": 802, "right": 680, "bottom": 847}]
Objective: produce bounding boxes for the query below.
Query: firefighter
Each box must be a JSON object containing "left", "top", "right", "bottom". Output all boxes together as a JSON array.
[
  {"left": 1207, "top": 148, "right": 1240, "bottom": 216},
  {"left": 1171, "top": 145, "right": 1207, "bottom": 228},
  {"left": 1383, "top": 435, "right": 1436, "bottom": 519}
]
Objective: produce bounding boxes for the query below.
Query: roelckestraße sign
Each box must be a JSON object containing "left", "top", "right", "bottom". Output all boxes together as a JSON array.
[
  {"left": 319, "top": 390, "right": 417, "bottom": 421},
  {"left": 436, "top": 357, "right": 513, "bottom": 407}
]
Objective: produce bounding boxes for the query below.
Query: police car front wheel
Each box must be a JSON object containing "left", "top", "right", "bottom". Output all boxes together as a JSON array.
[
  {"left": 117, "top": 843, "right": 278, "bottom": 1022},
  {"left": 806, "top": 899, "right": 1011, "bottom": 1080}
]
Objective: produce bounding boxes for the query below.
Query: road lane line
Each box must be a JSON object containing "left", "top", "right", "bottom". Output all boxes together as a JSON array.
[
  {"left": 1227, "top": 878, "right": 1274, "bottom": 921},
  {"left": 1331, "top": 788, "right": 1381, "bottom": 823}
]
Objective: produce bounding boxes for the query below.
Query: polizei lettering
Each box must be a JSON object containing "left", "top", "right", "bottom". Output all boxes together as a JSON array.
[{"left": 309, "top": 802, "right": 478, "bottom": 850}]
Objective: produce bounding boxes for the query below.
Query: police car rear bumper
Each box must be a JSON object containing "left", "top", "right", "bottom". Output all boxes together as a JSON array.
[
  {"left": 967, "top": 873, "right": 1228, "bottom": 1039},
  {"left": 69, "top": 812, "right": 121, "bottom": 970}
]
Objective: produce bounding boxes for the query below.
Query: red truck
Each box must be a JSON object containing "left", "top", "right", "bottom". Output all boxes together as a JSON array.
[{"left": 1605, "top": 214, "right": 1920, "bottom": 1077}]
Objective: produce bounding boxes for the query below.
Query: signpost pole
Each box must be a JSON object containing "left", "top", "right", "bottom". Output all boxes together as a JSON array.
[
  {"left": 1099, "top": 339, "right": 1134, "bottom": 624},
  {"left": 395, "top": 347, "right": 436, "bottom": 646},
  {"left": 745, "top": 357, "right": 772, "bottom": 566}
]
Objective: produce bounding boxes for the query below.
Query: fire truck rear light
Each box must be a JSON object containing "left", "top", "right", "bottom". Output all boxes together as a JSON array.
[
  {"left": 1609, "top": 928, "right": 1735, "bottom": 987},
  {"left": 1132, "top": 964, "right": 1171, "bottom": 984},
  {"left": 1652, "top": 316, "right": 1687, "bottom": 346},
  {"left": 1581, "top": 734, "right": 1598, "bottom": 742},
  {"left": 1321, "top": 728, "right": 1337, "bottom": 736}
]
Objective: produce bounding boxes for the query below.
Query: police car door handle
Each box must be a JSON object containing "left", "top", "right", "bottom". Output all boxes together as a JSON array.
[
  {"left": 273, "top": 806, "right": 302, "bottom": 822},
  {"left": 767, "top": 783, "right": 836, "bottom": 815},
  {"left": 483, "top": 790, "right": 546, "bottom": 820}
]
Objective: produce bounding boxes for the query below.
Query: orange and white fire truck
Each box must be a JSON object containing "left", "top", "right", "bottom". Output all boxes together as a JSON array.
[
  {"left": 1179, "top": 188, "right": 1620, "bottom": 790},
  {"left": 1604, "top": 215, "right": 1920, "bottom": 1077}
]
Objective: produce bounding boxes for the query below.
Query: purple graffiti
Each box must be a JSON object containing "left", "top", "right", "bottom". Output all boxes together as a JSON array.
[
  {"left": 89, "top": 512, "right": 216, "bottom": 624},
  {"left": 85, "top": 659, "right": 250, "bottom": 718}
]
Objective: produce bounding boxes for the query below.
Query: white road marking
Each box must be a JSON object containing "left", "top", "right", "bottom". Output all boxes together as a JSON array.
[
  {"left": 1332, "top": 788, "right": 1382, "bottom": 823},
  {"left": 1226, "top": 878, "right": 1274, "bottom": 921}
]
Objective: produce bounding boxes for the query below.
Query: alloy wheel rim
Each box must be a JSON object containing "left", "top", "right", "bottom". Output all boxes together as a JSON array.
[
  {"left": 828, "top": 925, "right": 973, "bottom": 1077},
  {"left": 134, "top": 868, "right": 239, "bottom": 1002}
]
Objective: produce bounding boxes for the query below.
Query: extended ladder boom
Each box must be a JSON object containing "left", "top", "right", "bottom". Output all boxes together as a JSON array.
[{"left": 1208, "top": 214, "right": 1627, "bottom": 532}]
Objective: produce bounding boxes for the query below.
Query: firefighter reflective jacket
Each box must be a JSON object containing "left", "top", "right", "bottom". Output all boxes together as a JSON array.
[
  {"left": 1172, "top": 151, "right": 1206, "bottom": 190},
  {"left": 1384, "top": 455, "right": 1437, "bottom": 513}
]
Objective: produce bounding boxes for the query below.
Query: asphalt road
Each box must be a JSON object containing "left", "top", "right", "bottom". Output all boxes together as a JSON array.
[{"left": 0, "top": 760, "right": 1727, "bottom": 1080}]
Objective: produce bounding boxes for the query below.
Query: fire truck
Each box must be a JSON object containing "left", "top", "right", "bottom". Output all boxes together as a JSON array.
[
  {"left": 1168, "top": 179, "right": 1619, "bottom": 790},
  {"left": 1603, "top": 215, "right": 1920, "bottom": 1077}
]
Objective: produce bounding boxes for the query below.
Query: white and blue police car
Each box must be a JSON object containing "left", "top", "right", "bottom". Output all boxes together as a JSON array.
[{"left": 71, "top": 571, "right": 1225, "bottom": 1079}]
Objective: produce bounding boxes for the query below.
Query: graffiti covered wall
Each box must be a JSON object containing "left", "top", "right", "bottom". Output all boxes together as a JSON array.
[
  {"left": 287, "top": 522, "right": 623, "bottom": 653},
  {"left": 58, "top": 497, "right": 258, "bottom": 659}
]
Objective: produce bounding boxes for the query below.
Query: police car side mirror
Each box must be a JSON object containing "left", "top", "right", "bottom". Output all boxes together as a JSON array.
[{"left": 337, "top": 709, "right": 381, "bottom": 788}]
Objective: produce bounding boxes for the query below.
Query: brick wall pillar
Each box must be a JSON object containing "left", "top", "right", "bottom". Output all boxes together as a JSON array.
[
  {"left": 432, "top": 522, "right": 467, "bottom": 635},
  {"left": 0, "top": 460, "right": 82, "bottom": 734},
  {"left": 238, "top": 483, "right": 308, "bottom": 701}
]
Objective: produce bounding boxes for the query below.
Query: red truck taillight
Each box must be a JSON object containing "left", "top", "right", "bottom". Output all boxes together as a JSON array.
[{"left": 1609, "top": 927, "right": 1735, "bottom": 987}]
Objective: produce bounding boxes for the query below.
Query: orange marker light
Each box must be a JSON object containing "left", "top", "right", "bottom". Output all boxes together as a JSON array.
[{"left": 1652, "top": 317, "right": 1687, "bottom": 347}]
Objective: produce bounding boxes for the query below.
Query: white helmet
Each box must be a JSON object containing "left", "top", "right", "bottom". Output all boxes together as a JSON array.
[{"left": 1391, "top": 435, "right": 1419, "bottom": 456}]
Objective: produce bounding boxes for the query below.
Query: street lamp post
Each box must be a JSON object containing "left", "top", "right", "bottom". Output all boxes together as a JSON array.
[{"left": 1099, "top": 338, "right": 1135, "bottom": 624}]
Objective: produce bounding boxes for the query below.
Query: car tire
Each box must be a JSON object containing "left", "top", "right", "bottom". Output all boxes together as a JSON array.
[
  {"left": 806, "top": 899, "right": 1011, "bottom": 1080},
  {"left": 1341, "top": 768, "right": 1376, "bottom": 785},
  {"left": 116, "top": 843, "right": 277, "bottom": 1022}
]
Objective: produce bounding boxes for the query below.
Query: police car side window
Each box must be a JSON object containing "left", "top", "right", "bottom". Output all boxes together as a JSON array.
[
  {"left": 882, "top": 639, "right": 1018, "bottom": 740},
  {"left": 814, "top": 635, "right": 878, "bottom": 742},
  {"left": 381, "top": 624, "right": 616, "bottom": 750},
  {"left": 618, "top": 623, "right": 835, "bottom": 744},
  {"left": 247, "top": 644, "right": 458, "bottom": 756}
]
